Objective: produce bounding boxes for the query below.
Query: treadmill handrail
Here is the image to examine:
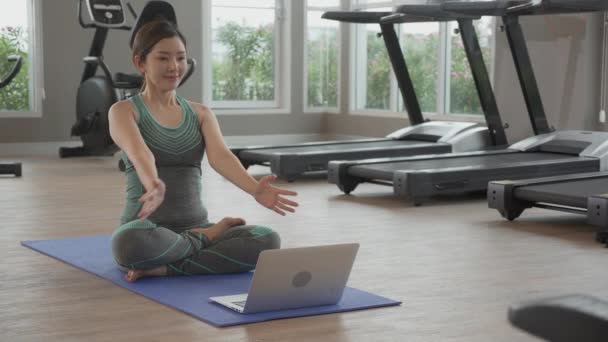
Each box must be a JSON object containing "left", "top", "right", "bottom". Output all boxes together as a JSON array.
[
  {"left": 507, "top": 0, "right": 542, "bottom": 14},
  {"left": 323, "top": 11, "right": 425, "bottom": 126},
  {"left": 323, "top": 9, "right": 508, "bottom": 146},
  {"left": 548, "top": 0, "right": 608, "bottom": 12},
  {"left": 392, "top": 4, "right": 481, "bottom": 21},
  {"left": 456, "top": 19, "right": 508, "bottom": 146},
  {"left": 440, "top": 1, "right": 553, "bottom": 135},
  {"left": 321, "top": 11, "right": 391, "bottom": 24},
  {"left": 442, "top": 0, "right": 608, "bottom": 16},
  {"left": 386, "top": 5, "right": 507, "bottom": 145},
  {"left": 511, "top": 0, "right": 608, "bottom": 15},
  {"left": 0, "top": 55, "right": 23, "bottom": 89}
]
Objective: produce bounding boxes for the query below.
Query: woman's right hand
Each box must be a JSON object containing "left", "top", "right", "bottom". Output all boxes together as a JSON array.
[{"left": 137, "top": 178, "right": 166, "bottom": 220}]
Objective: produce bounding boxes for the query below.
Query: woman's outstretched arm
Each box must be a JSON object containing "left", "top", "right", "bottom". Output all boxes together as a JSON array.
[
  {"left": 109, "top": 100, "right": 165, "bottom": 219},
  {"left": 191, "top": 102, "right": 298, "bottom": 215}
]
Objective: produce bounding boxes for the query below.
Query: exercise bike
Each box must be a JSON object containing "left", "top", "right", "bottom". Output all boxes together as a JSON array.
[
  {"left": 0, "top": 55, "right": 24, "bottom": 177},
  {"left": 59, "top": 0, "right": 196, "bottom": 171}
]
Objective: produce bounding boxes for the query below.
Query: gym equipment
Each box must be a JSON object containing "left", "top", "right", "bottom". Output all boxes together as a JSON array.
[
  {"left": 0, "top": 55, "right": 24, "bottom": 177},
  {"left": 0, "top": 55, "right": 22, "bottom": 88},
  {"left": 21, "top": 235, "right": 401, "bottom": 327},
  {"left": 509, "top": 294, "right": 608, "bottom": 342},
  {"left": 230, "top": 6, "right": 508, "bottom": 182},
  {"left": 488, "top": 172, "right": 608, "bottom": 244},
  {"left": 59, "top": 0, "right": 196, "bottom": 163},
  {"left": 328, "top": 0, "right": 608, "bottom": 205},
  {"left": 481, "top": 2, "right": 608, "bottom": 245}
]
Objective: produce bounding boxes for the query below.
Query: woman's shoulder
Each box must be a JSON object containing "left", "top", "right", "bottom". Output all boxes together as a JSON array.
[
  {"left": 185, "top": 100, "right": 211, "bottom": 113},
  {"left": 109, "top": 99, "right": 137, "bottom": 121},
  {"left": 185, "top": 100, "right": 213, "bottom": 122},
  {"left": 111, "top": 99, "right": 135, "bottom": 110}
]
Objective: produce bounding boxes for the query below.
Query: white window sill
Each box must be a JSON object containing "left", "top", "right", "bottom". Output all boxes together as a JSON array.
[
  {"left": 212, "top": 108, "right": 291, "bottom": 115},
  {"left": 0, "top": 111, "right": 43, "bottom": 119},
  {"left": 343, "top": 110, "right": 487, "bottom": 124},
  {"left": 347, "top": 110, "right": 406, "bottom": 118},
  {"left": 304, "top": 107, "right": 340, "bottom": 114}
]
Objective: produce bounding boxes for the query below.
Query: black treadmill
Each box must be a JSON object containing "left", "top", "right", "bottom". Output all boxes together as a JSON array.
[
  {"left": 0, "top": 55, "right": 23, "bottom": 177},
  {"left": 474, "top": 1, "right": 608, "bottom": 246},
  {"left": 328, "top": 0, "right": 608, "bottom": 205},
  {"left": 488, "top": 172, "right": 608, "bottom": 244},
  {"left": 230, "top": 8, "right": 509, "bottom": 181}
]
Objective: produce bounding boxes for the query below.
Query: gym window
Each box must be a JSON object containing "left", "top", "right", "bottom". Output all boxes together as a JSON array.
[
  {"left": 202, "top": 0, "right": 290, "bottom": 112},
  {"left": 304, "top": 0, "right": 341, "bottom": 112},
  {"left": 351, "top": 5, "right": 395, "bottom": 112},
  {"left": 443, "top": 17, "right": 495, "bottom": 116},
  {"left": 350, "top": 0, "right": 495, "bottom": 117},
  {"left": 0, "top": 0, "right": 44, "bottom": 118}
]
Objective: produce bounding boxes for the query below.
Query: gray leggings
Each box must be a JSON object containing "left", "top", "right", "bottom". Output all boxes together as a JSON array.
[{"left": 111, "top": 219, "right": 280, "bottom": 275}]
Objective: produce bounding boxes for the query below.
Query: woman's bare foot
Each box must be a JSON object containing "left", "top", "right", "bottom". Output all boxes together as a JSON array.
[
  {"left": 124, "top": 265, "right": 167, "bottom": 283},
  {"left": 190, "top": 217, "right": 246, "bottom": 242}
]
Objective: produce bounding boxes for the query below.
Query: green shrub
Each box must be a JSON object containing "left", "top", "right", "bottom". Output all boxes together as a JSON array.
[{"left": 0, "top": 26, "right": 29, "bottom": 111}]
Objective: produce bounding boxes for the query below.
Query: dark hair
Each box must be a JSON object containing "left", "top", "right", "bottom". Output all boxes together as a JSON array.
[{"left": 131, "top": 19, "right": 187, "bottom": 91}]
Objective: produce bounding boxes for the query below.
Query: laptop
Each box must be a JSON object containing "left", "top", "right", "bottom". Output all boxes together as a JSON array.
[{"left": 210, "top": 243, "right": 359, "bottom": 314}]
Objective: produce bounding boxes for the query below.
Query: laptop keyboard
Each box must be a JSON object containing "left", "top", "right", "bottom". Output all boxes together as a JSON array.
[{"left": 232, "top": 301, "right": 247, "bottom": 307}]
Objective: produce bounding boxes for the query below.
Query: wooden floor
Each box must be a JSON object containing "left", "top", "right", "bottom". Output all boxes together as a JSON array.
[{"left": 2, "top": 155, "right": 607, "bottom": 341}]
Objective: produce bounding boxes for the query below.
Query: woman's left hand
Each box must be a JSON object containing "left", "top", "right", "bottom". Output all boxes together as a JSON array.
[{"left": 254, "top": 175, "right": 298, "bottom": 216}]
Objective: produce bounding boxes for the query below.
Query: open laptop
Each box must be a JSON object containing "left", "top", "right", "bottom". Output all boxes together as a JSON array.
[{"left": 210, "top": 243, "right": 359, "bottom": 314}]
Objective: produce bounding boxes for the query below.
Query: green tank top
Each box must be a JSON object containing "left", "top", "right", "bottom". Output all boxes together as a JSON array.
[{"left": 120, "top": 93, "right": 209, "bottom": 232}]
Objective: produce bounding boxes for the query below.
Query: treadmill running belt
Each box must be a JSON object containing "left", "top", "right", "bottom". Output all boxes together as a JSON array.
[
  {"left": 514, "top": 178, "right": 608, "bottom": 208},
  {"left": 240, "top": 140, "right": 443, "bottom": 161},
  {"left": 348, "top": 152, "right": 575, "bottom": 181}
]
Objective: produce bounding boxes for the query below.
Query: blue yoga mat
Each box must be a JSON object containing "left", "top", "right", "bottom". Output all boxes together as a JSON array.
[{"left": 21, "top": 235, "right": 401, "bottom": 327}]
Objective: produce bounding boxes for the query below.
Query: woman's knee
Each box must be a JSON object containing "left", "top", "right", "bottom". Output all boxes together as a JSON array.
[
  {"left": 111, "top": 219, "right": 157, "bottom": 267},
  {"left": 112, "top": 228, "right": 140, "bottom": 267},
  {"left": 250, "top": 225, "right": 281, "bottom": 250},
  {"left": 112, "top": 220, "right": 192, "bottom": 269}
]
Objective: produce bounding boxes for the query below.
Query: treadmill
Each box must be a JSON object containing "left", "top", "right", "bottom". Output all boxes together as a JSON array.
[
  {"left": 230, "top": 8, "right": 509, "bottom": 182},
  {"left": 328, "top": 0, "right": 608, "bottom": 205},
  {"left": 0, "top": 55, "right": 23, "bottom": 177},
  {"left": 488, "top": 172, "right": 608, "bottom": 244},
  {"left": 485, "top": 0, "right": 608, "bottom": 245}
]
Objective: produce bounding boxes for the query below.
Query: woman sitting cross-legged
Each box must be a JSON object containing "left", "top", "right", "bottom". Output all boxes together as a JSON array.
[{"left": 109, "top": 19, "right": 298, "bottom": 283}]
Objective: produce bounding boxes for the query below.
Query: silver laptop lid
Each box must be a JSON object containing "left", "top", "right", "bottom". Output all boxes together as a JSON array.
[{"left": 243, "top": 243, "right": 359, "bottom": 313}]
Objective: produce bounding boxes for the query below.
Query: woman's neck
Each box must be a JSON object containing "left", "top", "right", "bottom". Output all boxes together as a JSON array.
[{"left": 140, "top": 87, "right": 178, "bottom": 107}]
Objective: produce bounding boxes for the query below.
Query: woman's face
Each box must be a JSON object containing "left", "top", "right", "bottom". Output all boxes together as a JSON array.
[{"left": 138, "top": 36, "right": 187, "bottom": 91}]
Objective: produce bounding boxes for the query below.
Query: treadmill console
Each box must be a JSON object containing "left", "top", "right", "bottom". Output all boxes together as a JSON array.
[
  {"left": 441, "top": 0, "right": 531, "bottom": 16},
  {"left": 395, "top": 0, "right": 483, "bottom": 20},
  {"left": 549, "top": 0, "right": 606, "bottom": 12},
  {"left": 443, "top": 0, "right": 608, "bottom": 16},
  {"left": 85, "top": 0, "right": 126, "bottom": 28}
]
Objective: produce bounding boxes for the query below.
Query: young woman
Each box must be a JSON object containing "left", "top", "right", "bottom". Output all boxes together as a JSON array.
[{"left": 109, "top": 20, "right": 298, "bottom": 282}]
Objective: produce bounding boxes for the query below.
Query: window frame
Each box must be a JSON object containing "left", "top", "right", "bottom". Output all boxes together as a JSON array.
[
  {"left": 442, "top": 18, "right": 497, "bottom": 117},
  {"left": 348, "top": 4, "right": 397, "bottom": 116},
  {"left": 202, "top": 0, "right": 291, "bottom": 114},
  {"left": 0, "top": 0, "right": 45, "bottom": 119},
  {"left": 303, "top": 1, "right": 342, "bottom": 114},
  {"left": 348, "top": 0, "right": 497, "bottom": 119}
]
